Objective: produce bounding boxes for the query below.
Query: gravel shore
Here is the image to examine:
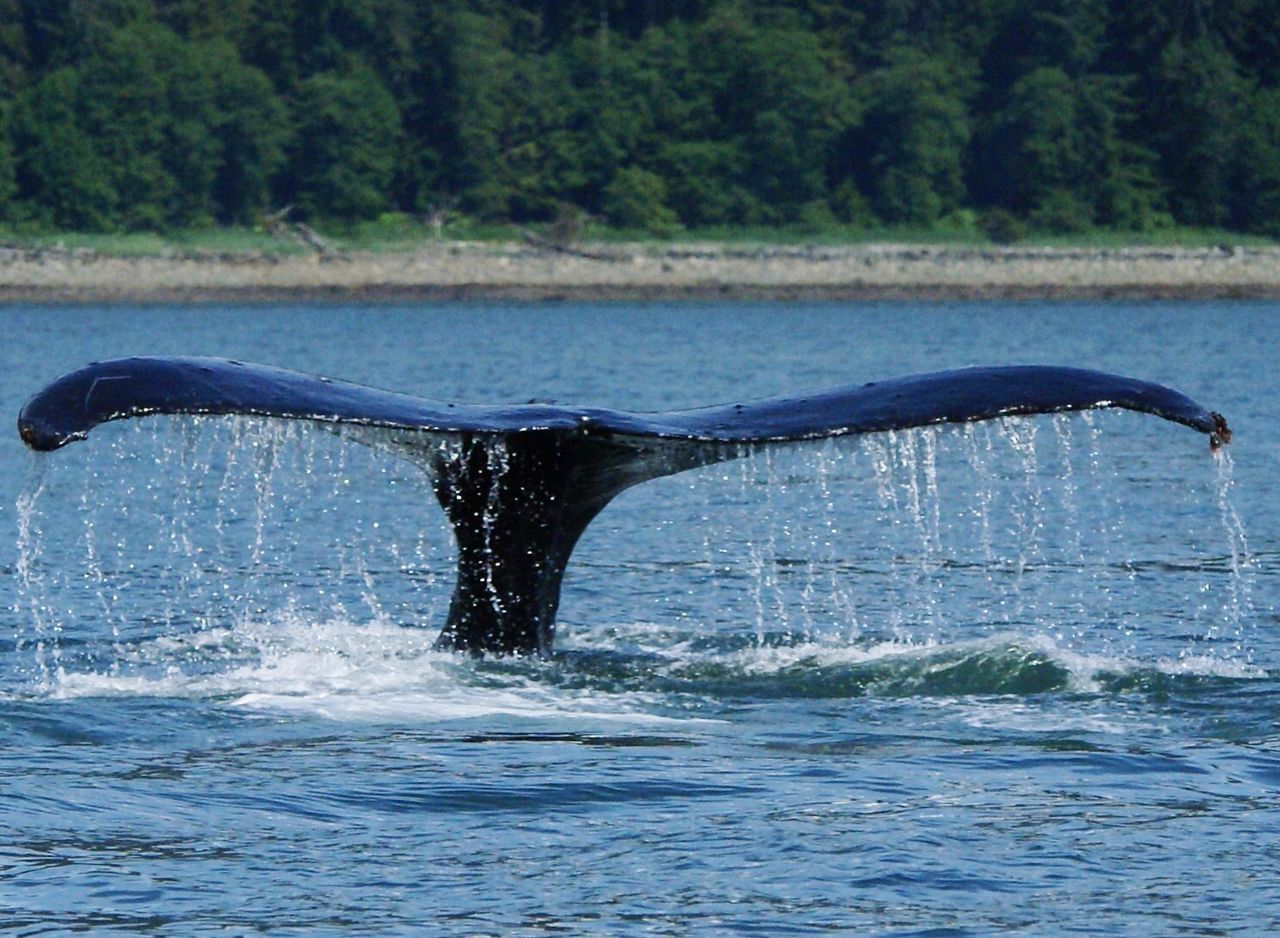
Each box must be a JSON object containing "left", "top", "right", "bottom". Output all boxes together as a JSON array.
[{"left": 2, "top": 241, "right": 1278, "bottom": 302}]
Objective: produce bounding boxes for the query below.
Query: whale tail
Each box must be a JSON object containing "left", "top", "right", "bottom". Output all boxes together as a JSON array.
[{"left": 17, "top": 357, "right": 1229, "bottom": 655}]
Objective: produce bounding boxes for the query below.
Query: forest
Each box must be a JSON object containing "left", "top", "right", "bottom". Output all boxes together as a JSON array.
[{"left": 0, "top": 0, "right": 1278, "bottom": 238}]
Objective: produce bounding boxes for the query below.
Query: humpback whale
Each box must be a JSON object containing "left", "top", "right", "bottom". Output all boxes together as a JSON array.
[{"left": 18, "top": 357, "right": 1230, "bottom": 655}]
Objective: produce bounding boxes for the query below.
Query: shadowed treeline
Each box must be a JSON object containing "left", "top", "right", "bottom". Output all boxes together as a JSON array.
[{"left": 0, "top": 0, "right": 1277, "bottom": 237}]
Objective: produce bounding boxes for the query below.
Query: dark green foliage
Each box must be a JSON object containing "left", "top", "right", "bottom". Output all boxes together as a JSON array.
[
  {"left": 11, "top": 19, "right": 287, "bottom": 230},
  {"left": 602, "top": 166, "right": 680, "bottom": 234},
  {"left": 0, "top": 0, "right": 18, "bottom": 219},
  {"left": 0, "top": 109, "right": 16, "bottom": 219},
  {"left": 427, "top": 10, "right": 529, "bottom": 218},
  {"left": 11, "top": 67, "right": 118, "bottom": 229},
  {"left": 677, "top": 8, "right": 852, "bottom": 223},
  {"left": 287, "top": 66, "right": 401, "bottom": 221},
  {"left": 980, "top": 207, "right": 1024, "bottom": 243},
  {"left": 1148, "top": 38, "right": 1251, "bottom": 228},
  {"left": 0, "top": 0, "right": 26, "bottom": 94},
  {"left": 154, "top": 0, "right": 255, "bottom": 44},
  {"left": 975, "top": 66, "right": 1159, "bottom": 230},
  {"left": 1, "top": 0, "right": 1277, "bottom": 236},
  {"left": 1229, "top": 87, "right": 1280, "bottom": 235},
  {"left": 75, "top": 23, "right": 181, "bottom": 230},
  {"left": 987, "top": 67, "right": 1088, "bottom": 214},
  {"left": 847, "top": 47, "right": 971, "bottom": 223},
  {"left": 207, "top": 44, "right": 287, "bottom": 224},
  {"left": 658, "top": 140, "right": 750, "bottom": 226}
]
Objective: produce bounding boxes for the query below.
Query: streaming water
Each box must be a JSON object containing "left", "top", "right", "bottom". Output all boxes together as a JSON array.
[
  {"left": 1215, "top": 449, "right": 1253, "bottom": 646},
  {"left": 1, "top": 302, "right": 1276, "bottom": 935}
]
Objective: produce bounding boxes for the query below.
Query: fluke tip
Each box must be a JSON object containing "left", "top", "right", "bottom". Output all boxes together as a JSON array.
[{"left": 1210, "top": 412, "right": 1232, "bottom": 450}]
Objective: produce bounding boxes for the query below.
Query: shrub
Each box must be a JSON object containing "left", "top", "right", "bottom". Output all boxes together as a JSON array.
[
  {"left": 980, "top": 208, "right": 1025, "bottom": 244},
  {"left": 602, "top": 167, "right": 680, "bottom": 236}
]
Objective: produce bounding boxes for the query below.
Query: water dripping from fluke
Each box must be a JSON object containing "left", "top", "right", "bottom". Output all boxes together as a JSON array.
[
  {"left": 1212, "top": 447, "right": 1255, "bottom": 650},
  {"left": 14, "top": 452, "right": 52, "bottom": 687},
  {"left": 16, "top": 357, "right": 1233, "bottom": 662}
]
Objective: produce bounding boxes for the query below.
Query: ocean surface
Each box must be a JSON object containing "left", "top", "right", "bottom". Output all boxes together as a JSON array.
[{"left": 1, "top": 301, "right": 1277, "bottom": 935}]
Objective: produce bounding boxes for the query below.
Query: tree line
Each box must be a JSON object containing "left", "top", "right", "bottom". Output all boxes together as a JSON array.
[{"left": 0, "top": 0, "right": 1277, "bottom": 237}]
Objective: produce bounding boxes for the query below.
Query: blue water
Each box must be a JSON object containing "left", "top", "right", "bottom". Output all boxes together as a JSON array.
[{"left": 1, "top": 302, "right": 1277, "bottom": 935}]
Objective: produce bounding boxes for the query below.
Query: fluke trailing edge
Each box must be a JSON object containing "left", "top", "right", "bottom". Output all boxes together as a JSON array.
[{"left": 18, "top": 357, "right": 1231, "bottom": 655}]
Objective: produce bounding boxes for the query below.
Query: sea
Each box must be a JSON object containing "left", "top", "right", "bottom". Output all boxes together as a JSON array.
[{"left": 1, "top": 301, "right": 1276, "bottom": 935}]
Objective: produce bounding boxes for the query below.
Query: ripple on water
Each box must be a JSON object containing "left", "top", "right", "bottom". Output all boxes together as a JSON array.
[{"left": 3, "top": 306, "right": 1275, "bottom": 937}]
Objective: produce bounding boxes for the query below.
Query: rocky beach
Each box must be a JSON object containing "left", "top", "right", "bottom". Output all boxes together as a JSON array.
[{"left": 2, "top": 241, "right": 1278, "bottom": 303}]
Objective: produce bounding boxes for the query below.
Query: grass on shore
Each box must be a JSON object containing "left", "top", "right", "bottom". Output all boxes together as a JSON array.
[
  {"left": 1, "top": 215, "right": 1275, "bottom": 257},
  {"left": 0, "top": 226, "right": 307, "bottom": 256}
]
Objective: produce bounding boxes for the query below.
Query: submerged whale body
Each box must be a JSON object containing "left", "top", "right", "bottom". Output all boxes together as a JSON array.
[{"left": 18, "top": 357, "right": 1231, "bottom": 656}]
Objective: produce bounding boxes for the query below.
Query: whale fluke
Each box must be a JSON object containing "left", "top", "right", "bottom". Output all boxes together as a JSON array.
[{"left": 18, "top": 357, "right": 1230, "bottom": 654}]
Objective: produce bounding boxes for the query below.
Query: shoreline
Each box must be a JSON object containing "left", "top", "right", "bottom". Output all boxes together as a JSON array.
[{"left": 2, "top": 241, "right": 1278, "bottom": 303}]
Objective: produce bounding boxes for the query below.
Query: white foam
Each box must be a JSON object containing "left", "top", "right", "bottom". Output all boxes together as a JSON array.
[
  {"left": 721, "top": 637, "right": 942, "bottom": 674},
  {"left": 950, "top": 632, "right": 1268, "bottom": 734},
  {"left": 48, "top": 615, "right": 682, "bottom": 725},
  {"left": 1017, "top": 631, "right": 1266, "bottom": 685},
  {"left": 558, "top": 617, "right": 942, "bottom": 669},
  {"left": 1154, "top": 651, "right": 1265, "bottom": 680}
]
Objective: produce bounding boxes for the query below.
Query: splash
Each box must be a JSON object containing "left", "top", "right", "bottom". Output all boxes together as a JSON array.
[
  {"left": 48, "top": 612, "right": 681, "bottom": 725},
  {"left": 9, "top": 410, "right": 1257, "bottom": 712}
]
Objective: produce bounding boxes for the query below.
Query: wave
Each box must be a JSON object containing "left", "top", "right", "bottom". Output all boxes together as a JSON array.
[
  {"left": 544, "top": 625, "right": 1266, "bottom": 701},
  {"left": 16, "top": 611, "right": 1267, "bottom": 726}
]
